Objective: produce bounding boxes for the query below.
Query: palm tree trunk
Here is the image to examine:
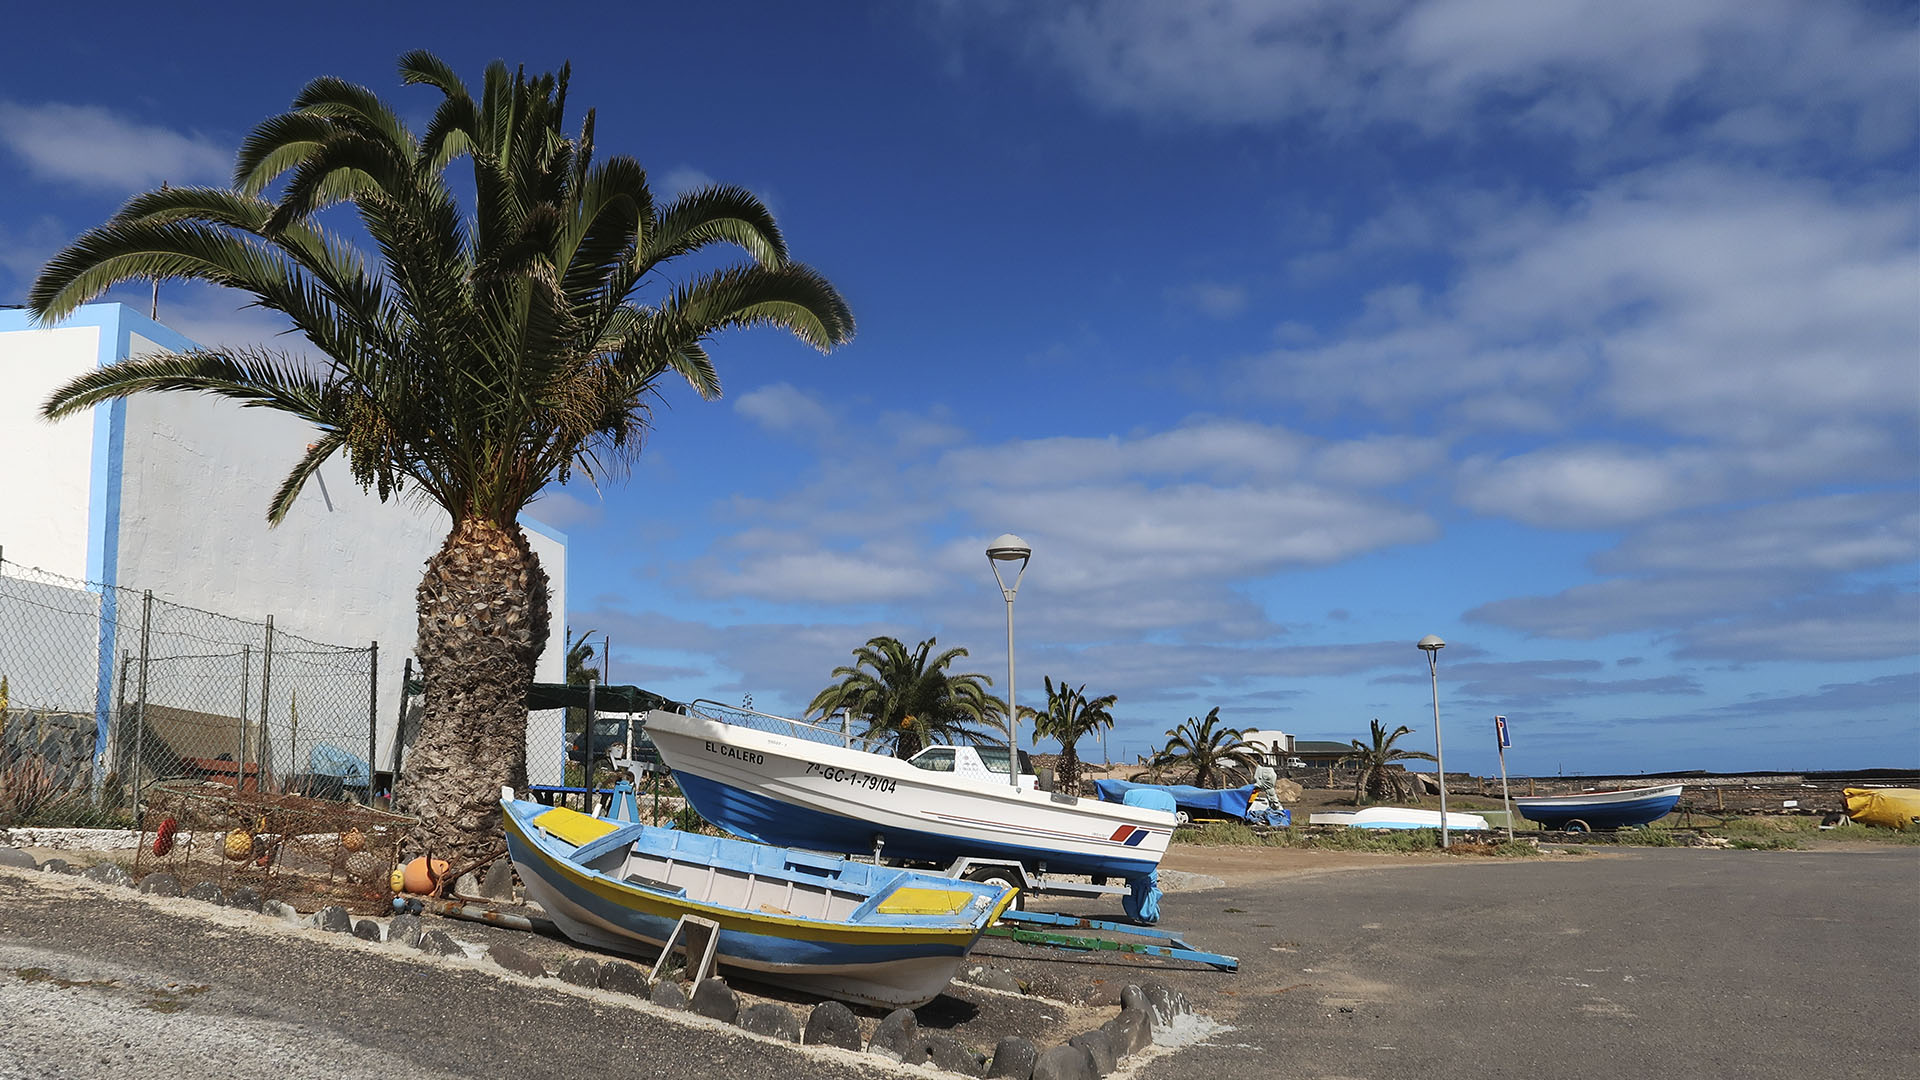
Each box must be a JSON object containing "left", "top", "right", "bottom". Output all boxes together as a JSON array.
[
  {"left": 397, "top": 517, "right": 551, "bottom": 866},
  {"left": 1059, "top": 744, "right": 1079, "bottom": 793}
]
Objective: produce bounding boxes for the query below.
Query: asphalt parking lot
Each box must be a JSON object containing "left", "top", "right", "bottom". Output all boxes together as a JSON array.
[{"left": 1105, "top": 845, "right": 1920, "bottom": 1080}]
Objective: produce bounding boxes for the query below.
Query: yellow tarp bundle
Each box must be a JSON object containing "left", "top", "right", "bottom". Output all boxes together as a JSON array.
[{"left": 1843, "top": 788, "right": 1920, "bottom": 830}]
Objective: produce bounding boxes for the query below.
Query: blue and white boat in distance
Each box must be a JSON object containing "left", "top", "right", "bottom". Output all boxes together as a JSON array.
[
  {"left": 500, "top": 792, "right": 1016, "bottom": 1008},
  {"left": 1514, "top": 783, "right": 1685, "bottom": 830},
  {"left": 642, "top": 706, "right": 1176, "bottom": 884}
]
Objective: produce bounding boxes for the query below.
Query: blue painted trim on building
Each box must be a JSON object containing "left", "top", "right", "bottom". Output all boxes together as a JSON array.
[{"left": 518, "top": 513, "right": 568, "bottom": 547}]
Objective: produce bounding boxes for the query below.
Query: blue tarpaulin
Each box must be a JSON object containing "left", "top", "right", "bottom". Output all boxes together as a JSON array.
[{"left": 1093, "top": 778, "right": 1288, "bottom": 825}]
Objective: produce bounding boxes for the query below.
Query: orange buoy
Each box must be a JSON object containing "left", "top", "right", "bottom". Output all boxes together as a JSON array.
[
  {"left": 341, "top": 827, "right": 366, "bottom": 853},
  {"left": 399, "top": 856, "right": 449, "bottom": 894}
]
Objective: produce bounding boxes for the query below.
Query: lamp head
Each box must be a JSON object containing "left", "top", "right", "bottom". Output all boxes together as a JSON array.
[
  {"left": 1417, "top": 634, "right": 1445, "bottom": 653},
  {"left": 986, "top": 533, "right": 1032, "bottom": 561}
]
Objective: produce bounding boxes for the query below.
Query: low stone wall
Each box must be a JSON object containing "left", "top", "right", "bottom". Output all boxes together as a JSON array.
[{"left": 1, "top": 708, "right": 99, "bottom": 794}]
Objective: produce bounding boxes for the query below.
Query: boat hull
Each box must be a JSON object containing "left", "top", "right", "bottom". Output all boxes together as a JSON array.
[
  {"left": 1307, "top": 807, "right": 1490, "bottom": 830},
  {"left": 501, "top": 798, "right": 1010, "bottom": 1008},
  {"left": 645, "top": 710, "right": 1173, "bottom": 880},
  {"left": 1513, "top": 784, "right": 1684, "bottom": 829}
]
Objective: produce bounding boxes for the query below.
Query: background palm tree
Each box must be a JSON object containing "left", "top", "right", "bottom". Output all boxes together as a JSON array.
[
  {"left": 1021, "top": 676, "right": 1116, "bottom": 793},
  {"left": 1343, "top": 718, "right": 1437, "bottom": 803},
  {"left": 564, "top": 627, "right": 599, "bottom": 740},
  {"left": 806, "top": 636, "right": 1004, "bottom": 760},
  {"left": 1153, "top": 706, "right": 1257, "bottom": 789},
  {"left": 29, "top": 53, "right": 853, "bottom": 864}
]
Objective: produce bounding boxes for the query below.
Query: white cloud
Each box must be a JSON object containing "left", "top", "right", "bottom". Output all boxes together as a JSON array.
[
  {"left": 707, "top": 549, "right": 944, "bottom": 605},
  {"left": 0, "top": 101, "right": 230, "bottom": 191},
  {"left": 525, "top": 488, "right": 604, "bottom": 532},
  {"left": 660, "top": 166, "right": 716, "bottom": 197},
  {"left": 1598, "top": 493, "right": 1920, "bottom": 576},
  {"left": 1674, "top": 588, "right": 1919, "bottom": 662},
  {"left": 1256, "top": 167, "right": 1920, "bottom": 442},
  {"left": 1464, "top": 573, "right": 1767, "bottom": 639},
  {"left": 1456, "top": 444, "right": 1722, "bottom": 529},
  {"left": 689, "top": 416, "right": 1439, "bottom": 639},
  {"left": 734, "top": 382, "right": 834, "bottom": 436},
  {"left": 977, "top": 0, "right": 1915, "bottom": 153}
]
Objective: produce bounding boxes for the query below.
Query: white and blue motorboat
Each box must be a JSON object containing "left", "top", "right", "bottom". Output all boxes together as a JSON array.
[
  {"left": 1514, "top": 783, "right": 1684, "bottom": 831},
  {"left": 500, "top": 792, "right": 1016, "bottom": 1008},
  {"left": 641, "top": 705, "right": 1176, "bottom": 885}
]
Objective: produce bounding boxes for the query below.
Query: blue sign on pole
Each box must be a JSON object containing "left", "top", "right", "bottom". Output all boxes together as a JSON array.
[{"left": 1494, "top": 715, "right": 1511, "bottom": 749}]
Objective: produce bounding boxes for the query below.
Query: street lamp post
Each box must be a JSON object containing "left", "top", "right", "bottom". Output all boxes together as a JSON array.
[
  {"left": 1418, "top": 635, "right": 1448, "bottom": 848},
  {"left": 987, "top": 534, "right": 1032, "bottom": 789}
]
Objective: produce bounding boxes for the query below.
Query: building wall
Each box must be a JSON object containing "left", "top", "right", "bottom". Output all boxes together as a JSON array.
[
  {"left": 0, "top": 314, "right": 113, "bottom": 581},
  {"left": 1, "top": 304, "right": 568, "bottom": 779}
]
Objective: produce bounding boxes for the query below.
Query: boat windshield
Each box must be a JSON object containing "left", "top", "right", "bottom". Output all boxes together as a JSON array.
[{"left": 976, "top": 748, "right": 1036, "bottom": 775}]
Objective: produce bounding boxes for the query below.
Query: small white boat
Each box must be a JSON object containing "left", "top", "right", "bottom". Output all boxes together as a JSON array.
[
  {"left": 643, "top": 704, "right": 1176, "bottom": 884},
  {"left": 1308, "top": 806, "right": 1490, "bottom": 830}
]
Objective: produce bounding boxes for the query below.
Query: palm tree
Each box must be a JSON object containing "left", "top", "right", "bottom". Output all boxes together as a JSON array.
[
  {"left": 807, "top": 637, "right": 1004, "bottom": 760},
  {"left": 564, "top": 628, "right": 598, "bottom": 738},
  {"left": 1153, "top": 707, "right": 1257, "bottom": 789},
  {"left": 1021, "top": 676, "right": 1116, "bottom": 793},
  {"left": 28, "top": 54, "right": 853, "bottom": 864},
  {"left": 1343, "top": 718, "right": 1436, "bottom": 803}
]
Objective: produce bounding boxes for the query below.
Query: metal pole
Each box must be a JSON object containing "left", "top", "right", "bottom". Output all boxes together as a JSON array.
[
  {"left": 1495, "top": 716, "right": 1515, "bottom": 842},
  {"left": 391, "top": 657, "right": 413, "bottom": 780},
  {"left": 366, "top": 641, "right": 379, "bottom": 804},
  {"left": 260, "top": 615, "right": 274, "bottom": 793},
  {"left": 1002, "top": 588, "right": 1018, "bottom": 787},
  {"left": 986, "top": 537, "right": 1031, "bottom": 789},
  {"left": 583, "top": 672, "right": 598, "bottom": 811},
  {"left": 1428, "top": 649, "right": 1448, "bottom": 848},
  {"left": 114, "top": 651, "right": 131, "bottom": 783},
  {"left": 238, "top": 644, "right": 250, "bottom": 789},
  {"left": 133, "top": 591, "right": 152, "bottom": 818}
]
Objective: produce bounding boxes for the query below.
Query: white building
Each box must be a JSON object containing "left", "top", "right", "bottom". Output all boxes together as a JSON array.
[
  {"left": 1239, "top": 728, "right": 1298, "bottom": 767},
  {"left": 0, "top": 303, "right": 568, "bottom": 786}
]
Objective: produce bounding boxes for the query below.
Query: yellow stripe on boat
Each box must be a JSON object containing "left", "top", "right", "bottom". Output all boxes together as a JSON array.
[
  {"left": 534, "top": 806, "right": 621, "bottom": 847},
  {"left": 875, "top": 887, "right": 975, "bottom": 915}
]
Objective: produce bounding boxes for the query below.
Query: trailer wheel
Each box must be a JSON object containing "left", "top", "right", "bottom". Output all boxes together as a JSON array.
[
  {"left": 962, "top": 866, "right": 1026, "bottom": 912},
  {"left": 1563, "top": 818, "right": 1591, "bottom": 834}
]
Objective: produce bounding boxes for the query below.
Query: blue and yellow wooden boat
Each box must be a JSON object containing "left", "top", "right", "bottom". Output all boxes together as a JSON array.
[{"left": 499, "top": 792, "right": 1017, "bottom": 1007}]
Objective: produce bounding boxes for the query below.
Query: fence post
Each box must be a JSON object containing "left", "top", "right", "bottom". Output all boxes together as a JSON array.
[
  {"left": 238, "top": 644, "right": 251, "bottom": 790},
  {"left": 366, "top": 640, "right": 379, "bottom": 803},
  {"left": 260, "top": 615, "right": 274, "bottom": 793},
  {"left": 391, "top": 657, "right": 413, "bottom": 782},
  {"left": 112, "top": 651, "right": 131, "bottom": 789},
  {"left": 133, "top": 591, "right": 152, "bottom": 819}
]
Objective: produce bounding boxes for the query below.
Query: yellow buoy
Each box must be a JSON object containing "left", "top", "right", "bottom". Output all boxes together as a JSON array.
[{"left": 223, "top": 829, "right": 255, "bottom": 862}]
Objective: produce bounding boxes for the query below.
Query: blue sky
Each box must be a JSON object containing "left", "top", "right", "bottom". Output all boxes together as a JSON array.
[{"left": 3, "top": 1, "right": 1915, "bottom": 776}]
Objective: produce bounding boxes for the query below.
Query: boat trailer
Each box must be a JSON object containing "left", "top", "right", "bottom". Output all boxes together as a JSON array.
[{"left": 985, "top": 910, "right": 1238, "bottom": 972}]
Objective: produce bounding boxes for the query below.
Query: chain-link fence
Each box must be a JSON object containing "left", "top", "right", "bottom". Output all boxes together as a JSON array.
[{"left": 0, "top": 554, "right": 376, "bottom": 830}]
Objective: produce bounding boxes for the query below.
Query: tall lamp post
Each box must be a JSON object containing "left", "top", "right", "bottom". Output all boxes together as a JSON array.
[
  {"left": 1418, "top": 635, "right": 1449, "bottom": 848},
  {"left": 987, "top": 534, "right": 1032, "bottom": 789}
]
